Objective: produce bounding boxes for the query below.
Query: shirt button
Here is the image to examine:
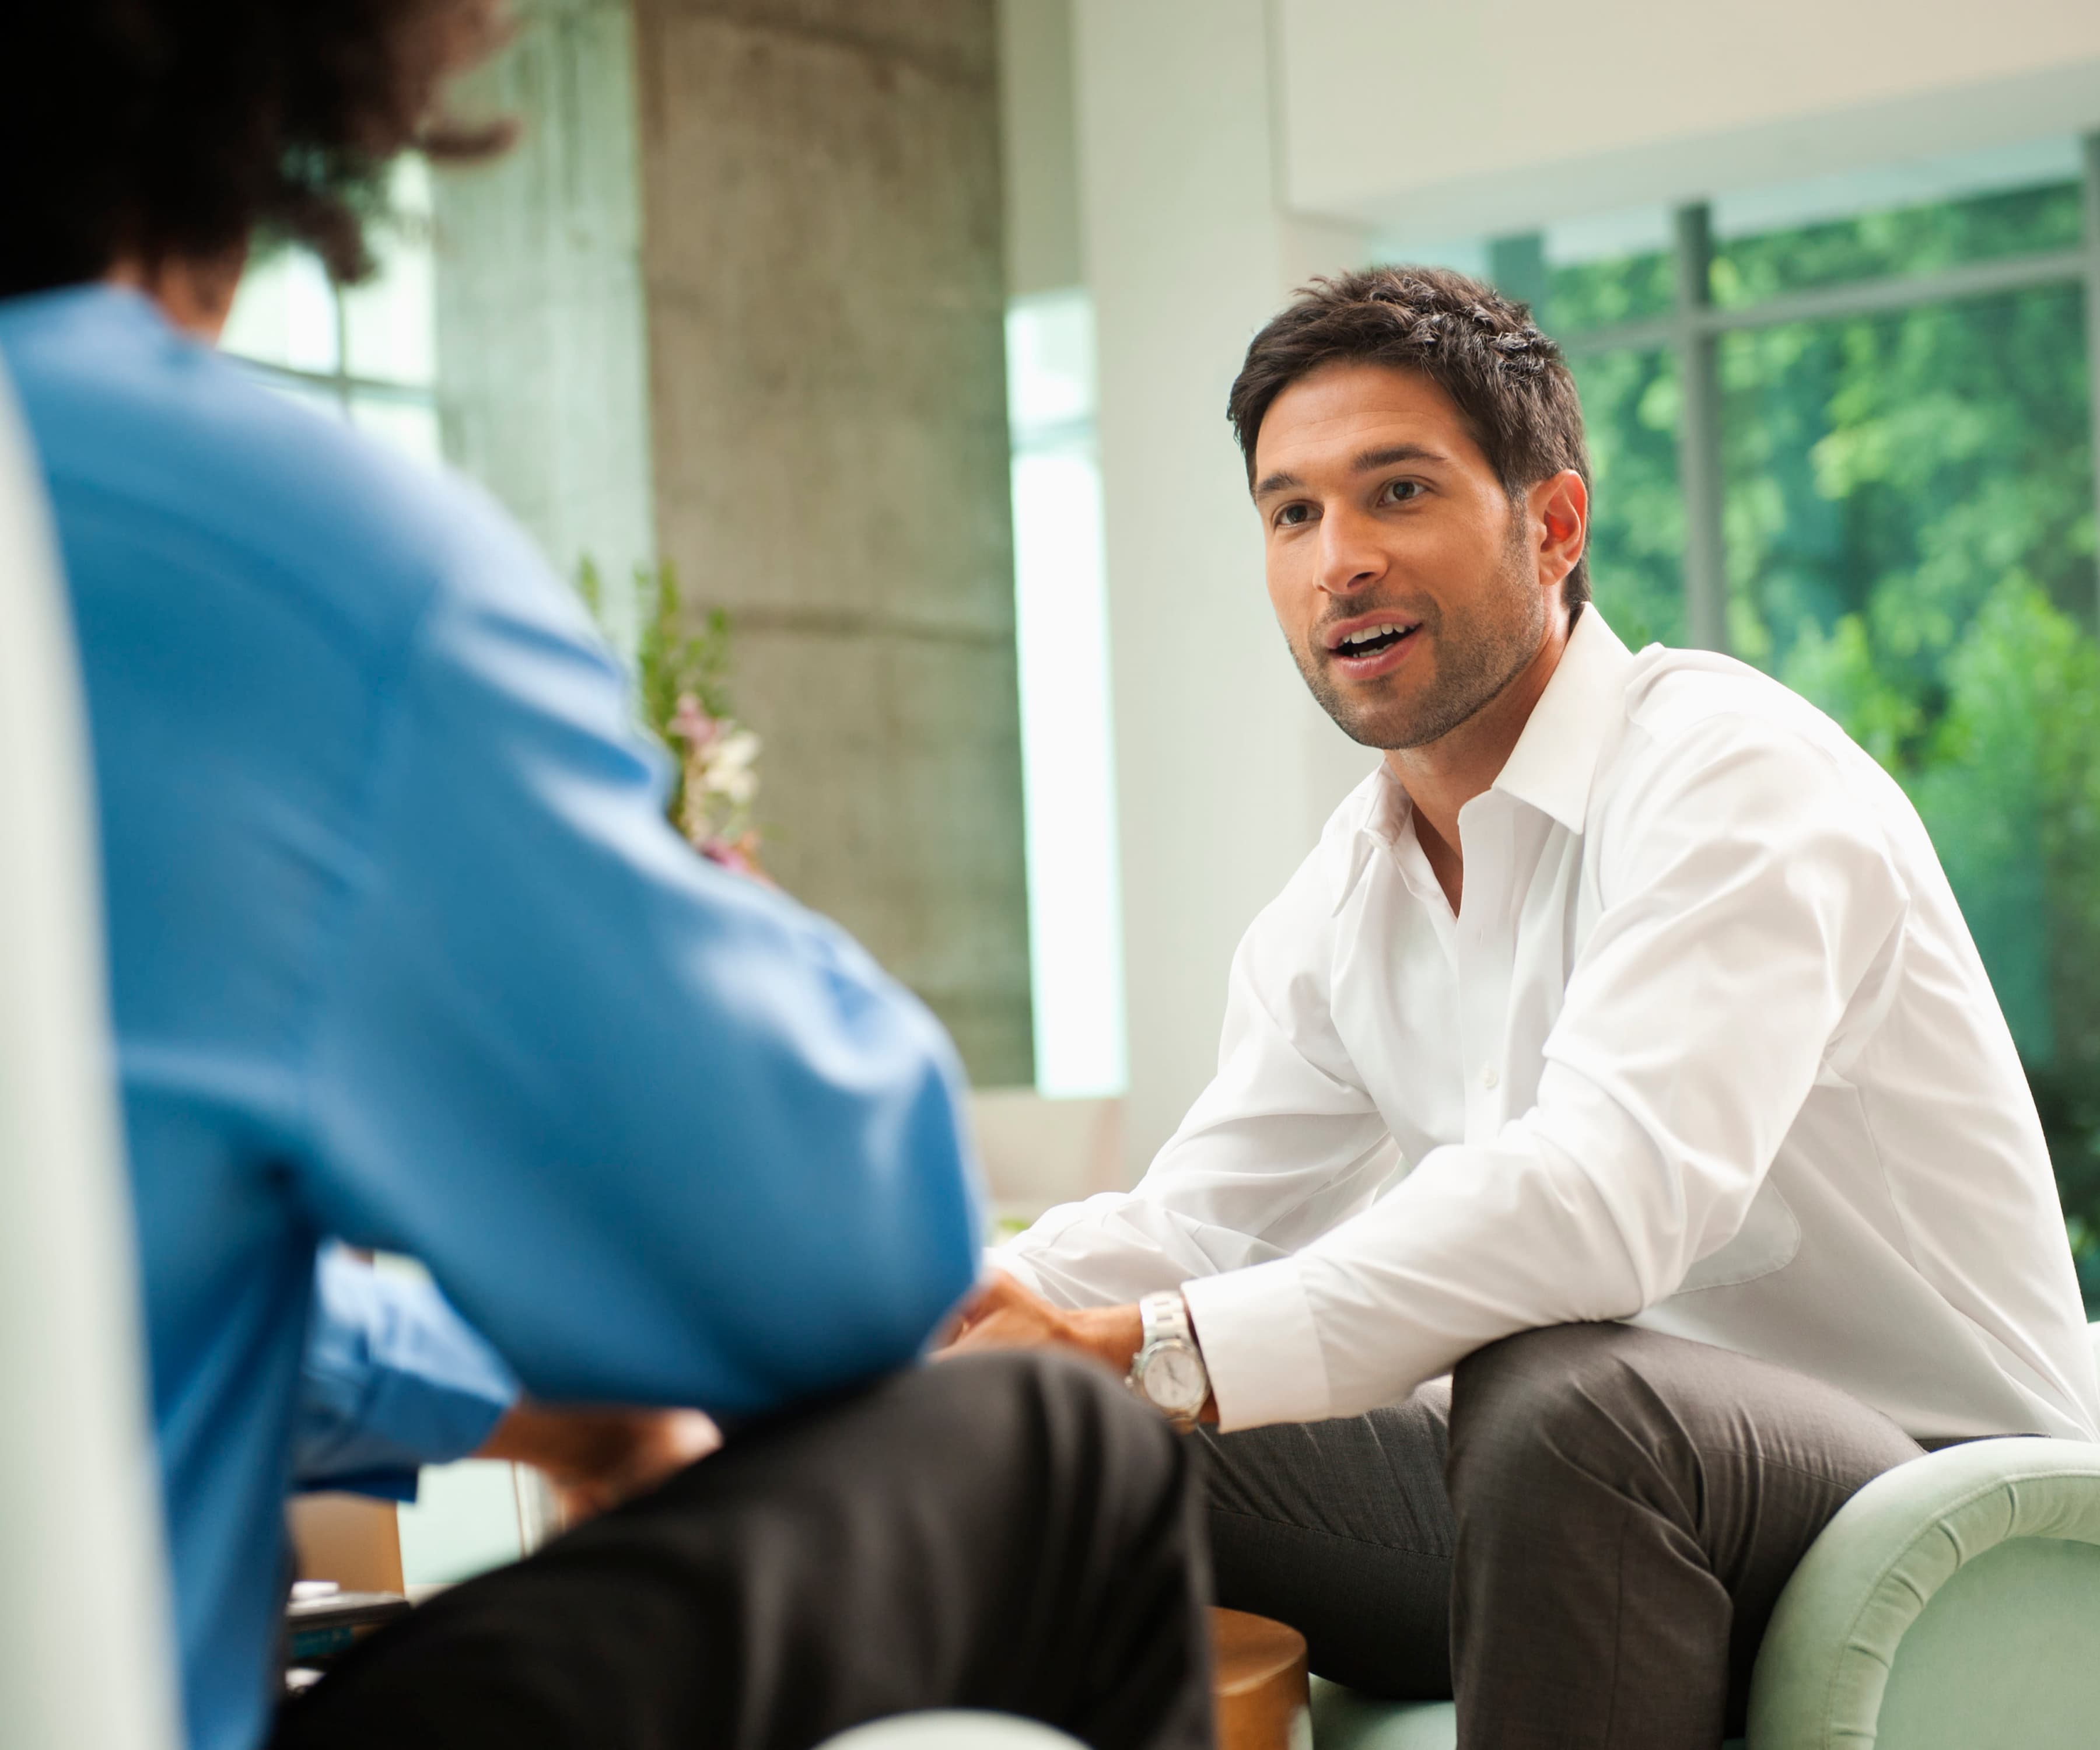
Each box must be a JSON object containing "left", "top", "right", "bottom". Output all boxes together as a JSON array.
[{"left": 1480, "top": 1065, "right": 1500, "bottom": 1090}]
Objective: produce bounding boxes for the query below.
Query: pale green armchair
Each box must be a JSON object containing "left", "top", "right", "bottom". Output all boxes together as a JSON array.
[{"left": 1311, "top": 1324, "right": 2100, "bottom": 1750}]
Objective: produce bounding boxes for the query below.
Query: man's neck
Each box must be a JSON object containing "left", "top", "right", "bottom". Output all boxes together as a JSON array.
[
  {"left": 107, "top": 247, "right": 247, "bottom": 345},
  {"left": 1385, "top": 614, "right": 1573, "bottom": 914}
]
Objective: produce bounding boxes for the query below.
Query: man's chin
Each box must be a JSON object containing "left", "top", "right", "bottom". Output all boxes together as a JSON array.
[
  {"left": 1314, "top": 679, "right": 1432, "bottom": 752},
  {"left": 1326, "top": 687, "right": 1485, "bottom": 753},
  {"left": 1333, "top": 711, "right": 1422, "bottom": 753}
]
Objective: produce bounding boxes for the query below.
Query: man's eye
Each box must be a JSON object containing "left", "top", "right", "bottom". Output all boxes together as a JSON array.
[
  {"left": 1275, "top": 503, "right": 1313, "bottom": 528},
  {"left": 1381, "top": 480, "right": 1423, "bottom": 504}
]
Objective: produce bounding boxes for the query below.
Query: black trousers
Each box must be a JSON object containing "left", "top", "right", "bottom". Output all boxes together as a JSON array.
[
  {"left": 1200, "top": 1322, "right": 1927, "bottom": 1749},
  {"left": 275, "top": 1351, "right": 1213, "bottom": 1750}
]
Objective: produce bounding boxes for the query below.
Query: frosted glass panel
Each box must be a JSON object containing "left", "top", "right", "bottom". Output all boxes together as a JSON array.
[{"left": 1007, "top": 292, "right": 1126, "bottom": 1098}]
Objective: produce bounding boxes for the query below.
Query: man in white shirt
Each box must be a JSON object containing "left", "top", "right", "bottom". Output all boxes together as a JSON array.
[{"left": 947, "top": 266, "right": 2100, "bottom": 1748}]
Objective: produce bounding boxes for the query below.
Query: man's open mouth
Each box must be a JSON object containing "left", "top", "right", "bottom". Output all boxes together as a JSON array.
[{"left": 1327, "top": 621, "right": 1420, "bottom": 660}]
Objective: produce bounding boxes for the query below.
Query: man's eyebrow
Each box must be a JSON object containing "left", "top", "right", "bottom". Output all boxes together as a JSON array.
[
  {"left": 1251, "top": 443, "right": 1448, "bottom": 501},
  {"left": 1351, "top": 442, "right": 1446, "bottom": 473}
]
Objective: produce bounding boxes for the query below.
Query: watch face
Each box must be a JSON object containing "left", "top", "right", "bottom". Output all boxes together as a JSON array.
[{"left": 1146, "top": 1346, "right": 1208, "bottom": 1416}]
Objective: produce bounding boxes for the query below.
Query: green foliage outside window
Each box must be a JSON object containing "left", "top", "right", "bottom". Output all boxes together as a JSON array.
[
  {"left": 1567, "top": 346, "right": 1685, "bottom": 650},
  {"left": 1546, "top": 250, "right": 1686, "bottom": 649},
  {"left": 1537, "top": 176, "right": 2100, "bottom": 1308},
  {"left": 1710, "top": 181, "right": 2086, "bottom": 307}
]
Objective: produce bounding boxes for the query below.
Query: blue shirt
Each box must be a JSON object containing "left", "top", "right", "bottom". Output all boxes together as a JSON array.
[
  {"left": 294, "top": 1250, "right": 518, "bottom": 1500},
  {"left": 0, "top": 286, "right": 983, "bottom": 1750}
]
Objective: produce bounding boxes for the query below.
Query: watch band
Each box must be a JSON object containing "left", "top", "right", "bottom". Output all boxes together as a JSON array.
[
  {"left": 1129, "top": 1290, "right": 1209, "bottom": 1426},
  {"left": 1140, "top": 1289, "right": 1193, "bottom": 1352}
]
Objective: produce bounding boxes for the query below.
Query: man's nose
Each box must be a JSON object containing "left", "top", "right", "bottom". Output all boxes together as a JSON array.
[{"left": 1317, "top": 504, "right": 1384, "bottom": 597}]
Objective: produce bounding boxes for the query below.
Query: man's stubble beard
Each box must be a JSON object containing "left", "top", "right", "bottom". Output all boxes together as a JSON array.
[{"left": 1292, "top": 524, "right": 1546, "bottom": 752}]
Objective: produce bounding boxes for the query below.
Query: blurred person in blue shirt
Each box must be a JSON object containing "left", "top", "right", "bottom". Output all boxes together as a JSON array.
[{"left": 0, "top": 6, "right": 1212, "bottom": 1750}]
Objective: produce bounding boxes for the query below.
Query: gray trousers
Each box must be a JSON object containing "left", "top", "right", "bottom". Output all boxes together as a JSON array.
[{"left": 1199, "top": 1322, "right": 1926, "bottom": 1749}]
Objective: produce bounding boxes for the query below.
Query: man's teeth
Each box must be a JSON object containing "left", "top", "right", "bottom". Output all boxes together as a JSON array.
[{"left": 1338, "top": 623, "right": 1409, "bottom": 652}]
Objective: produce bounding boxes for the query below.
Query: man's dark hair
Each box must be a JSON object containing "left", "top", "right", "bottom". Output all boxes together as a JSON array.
[
  {"left": 0, "top": 1, "right": 509, "bottom": 299},
  {"left": 1228, "top": 265, "right": 1594, "bottom": 614}
]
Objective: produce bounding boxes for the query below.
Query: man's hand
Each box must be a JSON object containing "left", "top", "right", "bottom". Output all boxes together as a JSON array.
[
  {"left": 942, "top": 1271, "right": 1144, "bottom": 1377},
  {"left": 477, "top": 1401, "right": 722, "bottom": 1525}
]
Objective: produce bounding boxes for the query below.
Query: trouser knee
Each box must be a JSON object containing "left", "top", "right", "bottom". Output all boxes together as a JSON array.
[
  {"left": 1447, "top": 1322, "right": 1672, "bottom": 1514},
  {"left": 924, "top": 1349, "right": 1192, "bottom": 1514}
]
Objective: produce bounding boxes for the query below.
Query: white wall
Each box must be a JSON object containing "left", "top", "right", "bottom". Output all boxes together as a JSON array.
[
  {"left": 1072, "top": 0, "right": 1375, "bottom": 1175},
  {"left": 1275, "top": 0, "right": 2100, "bottom": 242}
]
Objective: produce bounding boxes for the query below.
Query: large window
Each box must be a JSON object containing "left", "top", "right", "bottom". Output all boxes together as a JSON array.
[
  {"left": 1474, "top": 136, "right": 2100, "bottom": 1308},
  {"left": 1006, "top": 290, "right": 1127, "bottom": 1099},
  {"left": 219, "top": 159, "right": 440, "bottom": 466}
]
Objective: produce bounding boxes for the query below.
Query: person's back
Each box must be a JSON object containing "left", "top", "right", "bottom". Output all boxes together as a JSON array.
[
  {"left": 3, "top": 281, "right": 486, "bottom": 1734},
  {"left": 0, "top": 12, "right": 1213, "bottom": 1750},
  {"left": 2, "top": 271, "right": 993, "bottom": 1750}
]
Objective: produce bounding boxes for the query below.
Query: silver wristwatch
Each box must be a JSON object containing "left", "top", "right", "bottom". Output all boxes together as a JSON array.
[{"left": 1127, "top": 1291, "right": 1209, "bottom": 1427}]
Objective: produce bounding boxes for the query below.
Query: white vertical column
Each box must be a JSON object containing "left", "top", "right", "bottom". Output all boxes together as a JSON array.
[{"left": 1072, "top": 0, "right": 1366, "bottom": 1174}]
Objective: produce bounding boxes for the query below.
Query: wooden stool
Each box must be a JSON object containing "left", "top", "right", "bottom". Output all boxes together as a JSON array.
[{"left": 1210, "top": 1606, "right": 1310, "bottom": 1750}]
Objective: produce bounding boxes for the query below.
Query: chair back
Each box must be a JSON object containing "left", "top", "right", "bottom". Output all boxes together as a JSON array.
[{"left": 0, "top": 357, "right": 179, "bottom": 1748}]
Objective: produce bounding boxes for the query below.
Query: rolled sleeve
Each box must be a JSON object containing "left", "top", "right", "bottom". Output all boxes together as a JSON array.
[{"left": 295, "top": 1251, "right": 519, "bottom": 1496}]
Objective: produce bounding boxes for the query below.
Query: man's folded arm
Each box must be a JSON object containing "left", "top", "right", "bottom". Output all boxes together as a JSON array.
[
  {"left": 298, "top": 528, "right": 983, "bottom": 1420},
  {"left": 1185, "top": 722, "right": 1912, "bottom": 1431}
]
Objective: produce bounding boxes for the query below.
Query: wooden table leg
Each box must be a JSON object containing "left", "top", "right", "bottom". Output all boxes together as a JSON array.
[{"left": 1211, "top": 1606, "right": 1310, "bottom": 1750}]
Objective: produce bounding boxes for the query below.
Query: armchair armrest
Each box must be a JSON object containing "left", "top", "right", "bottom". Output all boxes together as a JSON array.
[{"left": 1748, "top": 1436, "right": 2100, "bottom": 1748}]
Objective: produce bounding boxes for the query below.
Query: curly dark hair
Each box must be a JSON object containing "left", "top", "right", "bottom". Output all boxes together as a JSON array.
[
  {"left": 0, "top": 0, "right": 510, "bottom": 299},
  {"left": 1228, "top": 266, "right": 1594, "bottom": 613}
]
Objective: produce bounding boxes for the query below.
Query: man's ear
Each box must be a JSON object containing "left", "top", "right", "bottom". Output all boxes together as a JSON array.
[{"left": 1529, "top": 469, "right": 1589, "bottom": 600}]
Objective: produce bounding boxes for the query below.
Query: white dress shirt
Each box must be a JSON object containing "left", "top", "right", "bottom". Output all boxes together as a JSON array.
[{"left": 1002, "top": 610, "right": 2100, "bottom": 1441}]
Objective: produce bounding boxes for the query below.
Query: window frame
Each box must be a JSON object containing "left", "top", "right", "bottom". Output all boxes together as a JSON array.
[{"left": 1499, "top": 131, "right": 2100, "bottom": 650}]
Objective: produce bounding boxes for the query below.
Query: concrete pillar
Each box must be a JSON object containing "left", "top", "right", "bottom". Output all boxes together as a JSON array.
[
  {"left": 633, "top": 1, "right": 1033, "bottom": 1086},
  {"left": 1072, "top": 0, "right": 1370, "bottom": 1171},
  {"left": 431, "top": 0, "right": 657, "bottom": 653}
]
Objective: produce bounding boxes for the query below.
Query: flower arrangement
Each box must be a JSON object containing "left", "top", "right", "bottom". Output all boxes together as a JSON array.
[{"left": 578, "top": 557, "right": 765, "bottom": 877}]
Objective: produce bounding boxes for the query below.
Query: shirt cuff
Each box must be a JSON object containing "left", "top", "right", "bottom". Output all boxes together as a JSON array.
[{"left": 1181, "top": 1257, "right": 1331, "bottom": 1431}]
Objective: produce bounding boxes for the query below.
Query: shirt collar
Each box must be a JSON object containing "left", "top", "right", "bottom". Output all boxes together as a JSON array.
[
  {"left": 1487, "top": 606, "right": 1634, "bottom": 834},
  {"left": 1328, "top": 608, "right": 1634, "bottom": 914},
  {"left": 1333, "top": 765, "right": 1411, "bottom": 914}
]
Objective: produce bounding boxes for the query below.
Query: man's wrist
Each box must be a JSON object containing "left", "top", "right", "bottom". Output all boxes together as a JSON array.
[
  {"left": 1068, "top": 1303, "right": 1144, "bottom": 1376},
  {"left": 1126, "top": 1292, "right": 1216, "bottom": 1426}
]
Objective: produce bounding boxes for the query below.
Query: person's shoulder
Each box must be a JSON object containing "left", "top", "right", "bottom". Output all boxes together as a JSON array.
[
  {"left": 1615, "top": 643, "right": 1884, "bottom": 780},
  {"left": 1601, "top": 642, "right": 1910, "bottom": 832},
  {"left": 2, "top": 285, "right": 558, "bottom": 656}
]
